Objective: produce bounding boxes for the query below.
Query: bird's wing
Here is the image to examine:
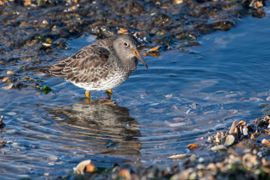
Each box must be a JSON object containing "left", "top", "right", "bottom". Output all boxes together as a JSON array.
[{"left": 49, "top": 44, "right": 111, "bottom": 84}]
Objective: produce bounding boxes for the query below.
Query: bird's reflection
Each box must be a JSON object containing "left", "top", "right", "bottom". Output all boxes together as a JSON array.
[{"left": 48, "top": 99, "right": 141, "bottom": 156}]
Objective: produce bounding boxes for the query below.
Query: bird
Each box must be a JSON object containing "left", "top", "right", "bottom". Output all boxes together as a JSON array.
[{"left": 49, "top": 34, "right": 148, "bottom": 100}]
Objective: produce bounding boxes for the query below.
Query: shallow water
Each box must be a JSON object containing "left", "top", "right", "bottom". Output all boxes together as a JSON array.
[{"left": 1, "top": 11, "right": 270, "bottom": 178}]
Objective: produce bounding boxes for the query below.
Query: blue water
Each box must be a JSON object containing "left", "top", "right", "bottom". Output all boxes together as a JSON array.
[{"left": 0, "top": 9, "right": 270, "bottom": 178}]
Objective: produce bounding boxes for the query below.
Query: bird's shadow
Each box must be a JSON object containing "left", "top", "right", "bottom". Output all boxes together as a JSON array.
[{"left": 47, "top": 99, "right": 141, "bottom": 157}]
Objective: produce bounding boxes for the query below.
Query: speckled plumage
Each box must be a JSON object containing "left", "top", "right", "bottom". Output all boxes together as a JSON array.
[{"left": 49, "top": 35, "right": 146, "bottom": 92}]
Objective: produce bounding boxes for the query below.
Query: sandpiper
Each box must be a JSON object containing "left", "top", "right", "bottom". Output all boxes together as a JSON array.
[{"left": 49, "top": 34, "right": 147, "bottom": 100}]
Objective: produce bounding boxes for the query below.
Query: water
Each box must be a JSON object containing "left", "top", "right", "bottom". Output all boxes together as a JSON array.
[{"left": 1, "top": 12, "right": 270, "bottom": 178}]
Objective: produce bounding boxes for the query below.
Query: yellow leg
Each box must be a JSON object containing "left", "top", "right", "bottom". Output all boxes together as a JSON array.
[
  {"left": 106, "top": 89, "right": 113, "bottom": 99},
  {"left": 85, "top": 90, "right": 91, "bottom": 99}
]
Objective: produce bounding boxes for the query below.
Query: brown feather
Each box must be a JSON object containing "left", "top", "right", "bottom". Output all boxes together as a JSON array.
[{"left": 49, "top": 44, "right": 111, "bottom": 84}]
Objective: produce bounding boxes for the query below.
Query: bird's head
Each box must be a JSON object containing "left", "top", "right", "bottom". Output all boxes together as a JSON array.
[{"left": 113, "top": 35, "right": 148, "bottom": 69}]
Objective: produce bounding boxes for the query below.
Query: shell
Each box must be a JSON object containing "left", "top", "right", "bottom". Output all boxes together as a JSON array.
[{"left": 224, "top": 135, "right": 235, "bottom": 147}]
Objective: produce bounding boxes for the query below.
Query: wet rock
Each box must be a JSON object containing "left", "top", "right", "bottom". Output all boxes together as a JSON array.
[
  {"left": 242, "top": 153, "right": 259, "bottom": 169},
  {"left": 119, "top": 169, "right": 131, "bottom": 180},
  {"left": 1, "top": 77, "right": 10, "bottom": 83},
  {"left": 208, "top": 131, "right": 226, "bottom": 144},
  {"left": 248, "top": 0, "right": 264, "bottom": 9},
  {"left": 2, "top": 84, "right": 13, "bottom": 90},
  {"left": 173, "top": 0, "right": 183, "bottom": 5},
  {"left": 261, "top": 139, "right": 270, "bottom": 148},
  {"left": 117, "top": 28, "right": 128, "bottom": 35},
  {"left": 229, "top": 120, "right": 238, "bottom": 135},
  {"left": 85, "top": 163, "right": 96, "bottom": 173},
  {"left": 6, "top": 70, "right": 15, "bottom": 76},
  {"left": 237, "top": 120, "right": 247, "bottom": 127},
  {"left": 242, "top": 126, "right": 249, "bottom": 136},
  {"left": 189, "top": 154, "right": 197, "bottom": 162},
  {"left": 252, "top": 9, "right": 266, "bottom": 18},
  {"left": 23, "top": 0, "right": 32, "bottom": 6},
  {"left": 0, "top": 0, "right": 8, "bottom": 6},
  {"left": 0, "top": 116, "right": 5, "bottom": 128},
  {"left": 224, "top": 135, "right": 235, "bottom": 147},
  {"left": 73, "top": 160, "right": 92, "bottom": 175},
  {"left": 211, "top": 145, "right": 227, "bottom": 151},
  {"left": 211, "top": 21, "right": 235, "bottom": 31},
  {"left": 0, "top": 140, "right": 5, "bottom": 148},
  {"left": 169, "top": 153, "right": 190, "bottom": 159}
]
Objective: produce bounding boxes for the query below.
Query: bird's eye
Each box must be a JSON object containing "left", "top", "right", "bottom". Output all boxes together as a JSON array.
[{"left": 124, "top": 42, "right": 129, "bottom": 47}]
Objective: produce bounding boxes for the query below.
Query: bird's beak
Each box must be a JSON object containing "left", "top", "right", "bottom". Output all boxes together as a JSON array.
[{"left": 132, "top": 48, "right": 148, "bottom": 69}]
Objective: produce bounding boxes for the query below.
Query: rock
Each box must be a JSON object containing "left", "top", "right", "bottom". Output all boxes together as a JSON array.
[
  {"left": 242, "top": 126, "right": 249, "bottom": 136},
  {"left": 169, "top": 154, "right": 190, "bottom": 159},
  {"left": 173, "top": 0, "right": 183, "bottom": 4},
  {"left": 6, "top": 70, "right": 15, "bottom": 76},
  {"left": 229, "top": 121, "right": 238, "bottom": 134},
  {"left": 224, "top": 135, "right": 235, "bottom": 147},
  {"left": 1, "top": 77, "right": 10, "bottom": 83},
  {"left": 249, "top": 0, "right": 264, "bottom": 9},
  {"left": 211, "top": 145, "right": 227, "bottom": 151},
  {"left": 119, "top": 169, "right": 131, "bottom": 180},
  {"left": 24, "top": 0, "right": 32, "bottom": 6},
  {"left": 0, "top": 140, "right": 5, "bottom": 148},
  {"left": 213, "top": 131, "right": 226, "bottom": 144},
  {"left": 237, "top": 120, "right": 247, "bottom": 127},
  {"left": 85, "top": 163, "right": 95, "bottom": 173},
  {"left": 2, "top": 84, "right": 13, "bottom": 90},
  {"left": 117, "top": 28, "right": 128, "bottom": 34},
  {"left": 73, "top": 160, "right": 92, "bottom": 175},
  {"left": 261, "top": 139, "right": 270, "bottom": 148},
  {"left": 242, "top": 153, "right": 258, "bottom": 169},
  {"left": 0, "top": 116, "right": 5, "bottom": 128},
  {"left": 207, "top": 163, "right": 218, "bottom": 173}
]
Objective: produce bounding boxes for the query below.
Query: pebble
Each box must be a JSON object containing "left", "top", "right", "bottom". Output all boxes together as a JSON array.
[
  {"left": 119, "top": 169, "right": 131, "bottom": 180},
  {"left": 6, "top": 70, "right": 15, "bottom": 76},
  {"left": 173, "top": 0, "right": 183, "bottom": 4},
  {"left": 211, "top": 145, "right": 227, "bottom": 151},
  {"left": 85, "top": 163, "right": 95, "bottom": 173},
  {"left": 2, "top": 77, "right": 10, "bottom": 83},
  {"left": 261, "top": 139, "right": 270, "bottom": 148},
  {"left": 242, "top": 153, "right": 258, "bottom": 169},
  {"left": 6, "top": 112, "right": 17, "bottom": 116},
  {"left": 198, "top": 157, "right": 204, "bottom": 163},
  {"left": 2, "top": 84, "right": 13, "bottom": 90},
  {"left": 48, "top": 155, "right": 58, "bottom": 161},
  {"left": 243, "top": 126, "right": 249, "bottom": 136},
  {"left": 73, "top": 160, "right": 91, "bottom": 175},
  {"left": 169, "top": 154, "right": 190, "bottom": 159}
]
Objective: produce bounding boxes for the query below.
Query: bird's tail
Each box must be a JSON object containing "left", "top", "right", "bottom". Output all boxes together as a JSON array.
[{"left": 25, "top": 65, "right": 51, "bottom": 76}]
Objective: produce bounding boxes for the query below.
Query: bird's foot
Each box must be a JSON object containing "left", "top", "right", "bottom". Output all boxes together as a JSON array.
[
  {"left": 105, "top": 89, "right": 113, "bottom": 99},
  {"left": 85, "top": 90, "right": 91, "bottom": 103}
]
